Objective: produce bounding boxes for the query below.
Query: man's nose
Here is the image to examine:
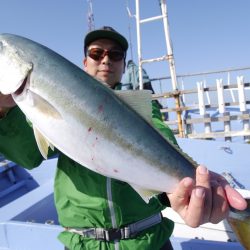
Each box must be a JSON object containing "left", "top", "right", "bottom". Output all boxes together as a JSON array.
[{"left": 101, "top": 54, "right": 111, "bottom": 64}]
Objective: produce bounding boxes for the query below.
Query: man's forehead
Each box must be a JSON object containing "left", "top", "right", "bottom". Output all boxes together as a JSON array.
[{"left": 88, "top": 38, "right": 123, "bottom": 50}]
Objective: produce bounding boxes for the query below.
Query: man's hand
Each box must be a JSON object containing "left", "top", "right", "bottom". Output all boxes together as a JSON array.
[{"left": 167, "top": 165, "right": 247, "bottom": 228}]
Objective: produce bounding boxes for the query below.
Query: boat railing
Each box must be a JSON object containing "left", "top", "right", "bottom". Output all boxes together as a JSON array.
[{"left": 151, "top": 67, "right": 250, "bottom": 142}]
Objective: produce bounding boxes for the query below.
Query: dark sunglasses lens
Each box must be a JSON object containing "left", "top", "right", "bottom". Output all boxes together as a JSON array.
[
  {"left": 88, "top": 48, "right": 103, "bottom": 60},
  {"left": 109, "top": 51, "right": 124, "bottom": 61},
  {"left": 88, "top": 48, "right": 124, "bottom": 61}
]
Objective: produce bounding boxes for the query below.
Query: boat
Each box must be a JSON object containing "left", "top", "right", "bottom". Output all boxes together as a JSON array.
[{"left": 0, "top": 1, "right": 249, "bottom": 249}]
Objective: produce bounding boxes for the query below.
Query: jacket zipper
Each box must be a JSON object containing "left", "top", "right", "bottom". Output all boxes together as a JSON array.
[{"left": 106, "top": 177, "right": 120, "bottom": 250}]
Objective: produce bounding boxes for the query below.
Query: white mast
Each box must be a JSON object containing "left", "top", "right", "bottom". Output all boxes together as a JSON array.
[
  {"left": 159, "top": 0, "right": 178, "bottom": 91},
  {"left": 134, "top": 0, "right": 184, "bottom": 136}
]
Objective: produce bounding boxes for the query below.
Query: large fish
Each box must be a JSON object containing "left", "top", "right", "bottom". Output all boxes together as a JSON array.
[
  {"left": 0, "top": 34, "right": 249, "bottom": 248},
  {"left": 0, "top": 33, "right": 197, "bottom": 197}
]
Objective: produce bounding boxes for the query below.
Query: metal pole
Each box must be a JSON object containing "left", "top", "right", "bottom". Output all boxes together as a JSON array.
[
  {"left": 135, "top": 0, "right": 144, "bottom": 90},
  {"left": 160, "top": 0, "right": 184, "bottom": 137},
  {"left": 86, "top": 0, "right": 95, "bottom": 32},
  {"left": 160, "top": 0, "right": 178, "bottom": 90}
]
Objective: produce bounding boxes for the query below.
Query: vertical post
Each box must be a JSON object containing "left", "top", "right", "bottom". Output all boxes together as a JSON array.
[
  {"left": 203, "top": 80, "right": 211, "bottom": 106},
  {"left": 217, "top": 79, "right": 225, "bottom": 114},
  {"left": 197, "top": 81, "right": 205, "bottom": 116},
  {"left": 242, "top": 111, "right": 250, "bottom": 142},
  {"left": 160, "top": 0, "right": 178, "bottom": 91},
  {"left": 204, "top": 113, "right": 212, "bottom": 135},
  {"left": 135, "top": 0, "right": 143, "bottom": 90},
  {"left": 224, "top": 111, "right": 231, "bottom": 142},
  {"left": 160, "top": 0, "right": 184, "bottom": 137},
  {"left": 217, "top": 79, "right": 231, "bottom": 142},
  {"left": 237, "top": 76, "right": 246, "bottom": 112},
  {"left": 237, "top": 76, "right": 250, "bottom": 142},
  {"left": 186, "top": 114, "right": 193, "bottom": 135},
  {"left": 197, "top": 82, "right": 211, "bottom": 136}
]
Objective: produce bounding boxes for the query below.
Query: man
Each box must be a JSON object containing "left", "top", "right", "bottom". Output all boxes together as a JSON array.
[{"left": 0, "top": 27, "right": 247, "bottom": 250}]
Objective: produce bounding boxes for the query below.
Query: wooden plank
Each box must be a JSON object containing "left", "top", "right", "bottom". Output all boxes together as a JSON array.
[
  {"left": 164, "top": 120, "right": 178, "bottom": 126},
  {"left": 160, "top": 101, "right": 250, "bottom": 113},
  {"left": 152, "top": 82, "right": 250, "bottom": 99},
  {"left": 164, "top": 114, "right": 250, "bottom": 125},
  {"left": 186, "top": 130, "right": 250, "bottom": 139},
  {"left": 185, "top": 114, "right": 250, "bottom": 124}
]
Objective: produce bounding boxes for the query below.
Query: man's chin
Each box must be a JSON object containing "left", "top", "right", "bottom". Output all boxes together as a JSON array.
[{"left": 94, "top": 76, "right": 113, "bottom": 88}]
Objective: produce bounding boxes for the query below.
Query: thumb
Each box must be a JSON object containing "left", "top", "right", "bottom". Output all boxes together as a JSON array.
[{"left": 168, "top": 177, "right": 194, "bottom": 212}]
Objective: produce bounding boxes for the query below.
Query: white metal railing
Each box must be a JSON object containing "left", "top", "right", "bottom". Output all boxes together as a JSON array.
[{"left": 152, "top": 67, "right": 250, "bottom": 142}]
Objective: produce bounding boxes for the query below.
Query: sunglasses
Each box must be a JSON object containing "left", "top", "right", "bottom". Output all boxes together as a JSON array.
[{"left": 87, "top": 48, "right": 125, "bottom": 62}]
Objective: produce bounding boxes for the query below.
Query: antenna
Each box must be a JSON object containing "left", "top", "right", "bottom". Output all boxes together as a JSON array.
[
  {"left": 126, "top": 0, "right": 135, "bottom": 62},
  {"left": 87, "top": 0, "right": 95, "bottom": 32}
]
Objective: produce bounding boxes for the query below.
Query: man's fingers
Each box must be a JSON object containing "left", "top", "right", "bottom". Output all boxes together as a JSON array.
[
  {"left": 210, "top": 171, "right": 247, "bottom": 210},
  {"left": 210, "top": 183, "right": 229, "bottom": 224},
  {"left": 195, "top": 165, "right": 212, "bottom": 223},
  {"left": 167, "top": 165, "right": 245, "bottom": 228},
  {"left": 168, "top": 177, "right": 194, "bottom": 212},
  {"left": 184, "top": 186, "right": 205, "bottom": 227},
  {"left": 225, "top": 185, "right": 247, "bottom": 210},
  {"left": 196, "top": 165, "right": 210, "bottom": 187}
]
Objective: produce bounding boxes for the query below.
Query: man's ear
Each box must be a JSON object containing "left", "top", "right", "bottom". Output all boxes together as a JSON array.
[
  {"left": 83, "top": 58, "right": 87, "bottom": 69},
  {"left": 123, "top": 60, "right": 126, "bottom": 73}
]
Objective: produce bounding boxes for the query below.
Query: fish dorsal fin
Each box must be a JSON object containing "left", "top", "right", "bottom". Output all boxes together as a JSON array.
[
  {"left": 129, "top": 183, "right": 158, "bottom": 203},
  {"left": 33, "top": 127, "right": 53, "bottom": 159},
  {"left": 115, "top": 90, "right": 152, "bottom": 123}
]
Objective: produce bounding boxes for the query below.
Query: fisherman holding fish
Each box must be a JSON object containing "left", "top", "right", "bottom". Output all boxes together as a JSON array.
[{"left": 0, "top": 27, "right": 247, "bottom": 250}]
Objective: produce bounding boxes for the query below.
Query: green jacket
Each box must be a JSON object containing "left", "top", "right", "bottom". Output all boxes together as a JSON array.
[{"left": 0, "top": 101, "right": 177, "bottom": 250}]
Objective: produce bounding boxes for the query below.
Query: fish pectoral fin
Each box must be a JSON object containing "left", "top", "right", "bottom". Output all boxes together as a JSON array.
[
  {"left": 129, "top": 183, "right": 158, "bottom": 203},
  {"left": 114, "top": 90, "right": 152, "bottom": 123},
  {"left": 33, "top": 127, "right": 51, "bottom": 159},
  {"left": 30, "top": 92, "right": 63, "bottom": 120},
  {"left": 49, "top": 143, "right": 55, "bottom": 151}
]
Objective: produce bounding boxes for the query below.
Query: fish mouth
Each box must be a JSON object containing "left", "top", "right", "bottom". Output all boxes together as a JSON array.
[{"left": 12, "top": 73, "right": 31, "bottom": 102}]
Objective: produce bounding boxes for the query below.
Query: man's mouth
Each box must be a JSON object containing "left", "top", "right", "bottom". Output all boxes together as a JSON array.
[{"left": 99, "top": 68, "right": 113, "bottom": 73}]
